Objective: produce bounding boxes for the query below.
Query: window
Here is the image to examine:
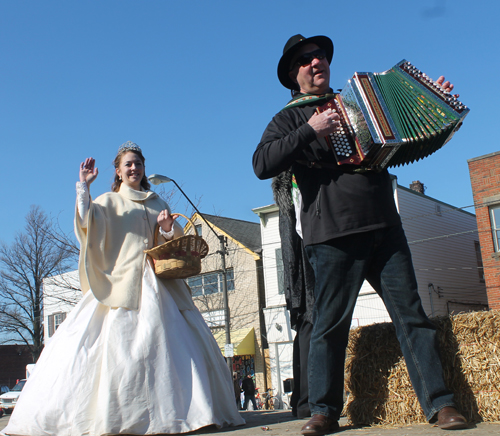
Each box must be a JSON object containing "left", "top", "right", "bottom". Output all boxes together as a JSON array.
[
  {"left": 186, "top": 268, "right": 235, "bottom": 297},
  {"left": 48, "top": 312, "right": 67, "bottom": 337},
  {"left": 490, "top": 205, "right": 500, "bottom": 252},
  {"left": 202, "top": 309, "right": 225, "bottom": 328},
  {"left": 474, "top": 241, "right": 485, "bottom": 282},
  {"left": 276, "top": 247, "right": 285, "bottom": 295},
  {"left": 195, "top": 224, "right": 202, "bottom": 237}
]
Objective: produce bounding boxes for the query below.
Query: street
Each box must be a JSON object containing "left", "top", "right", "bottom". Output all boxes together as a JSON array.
[{"left": 2, "top": 410, "right": 500, "bottom": 436}]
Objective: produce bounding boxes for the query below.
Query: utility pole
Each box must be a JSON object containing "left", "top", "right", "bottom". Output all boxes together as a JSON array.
[{"left": 219, "top": 234, "right": 233, "bottom": 372}]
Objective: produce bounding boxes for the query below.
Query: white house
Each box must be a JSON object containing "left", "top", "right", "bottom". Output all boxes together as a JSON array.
[
  {"left": 253, "top": 177, "right": 488, "bottom": 401},
  {"left": 42, "top": 270, "right": 81, "bottom": 343}
]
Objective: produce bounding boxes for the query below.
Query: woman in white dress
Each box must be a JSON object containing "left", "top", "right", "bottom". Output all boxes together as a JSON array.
[{"left": 2, "top": 142, "right": 244, "bottom": 436}]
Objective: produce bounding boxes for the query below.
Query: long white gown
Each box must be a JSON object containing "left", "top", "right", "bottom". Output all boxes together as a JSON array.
[{"left": 1, "top": 264, "right": 244, "bottom": 436}]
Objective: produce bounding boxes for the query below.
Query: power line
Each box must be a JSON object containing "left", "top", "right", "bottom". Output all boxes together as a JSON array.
[
  {"left": 407, "top": 229, "right": 478, "bottom": 245},
  {"left": 400, "top": 197, "right": 500, "bottom": 222}
]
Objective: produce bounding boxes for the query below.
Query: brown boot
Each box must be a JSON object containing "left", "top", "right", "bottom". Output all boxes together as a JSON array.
[
  {"left": 437, "top": 406, "right": 468, "bottom": 430},
  {"left": 301, "top": 414, "right": 339, "bottom": 435}
]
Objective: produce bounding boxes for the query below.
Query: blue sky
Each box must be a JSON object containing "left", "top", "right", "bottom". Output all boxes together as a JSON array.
[{"left": 1, "top": 0, "right": 498, "bottom": 244}]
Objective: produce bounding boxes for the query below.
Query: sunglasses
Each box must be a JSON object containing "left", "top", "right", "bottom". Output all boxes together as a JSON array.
[{"left": 292, "top": 49, "right": 327, "bottom": 69}]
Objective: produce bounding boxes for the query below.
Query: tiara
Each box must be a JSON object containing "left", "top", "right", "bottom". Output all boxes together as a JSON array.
[{"left": 118, "top": 141, "right": 142, "bottom": 153}]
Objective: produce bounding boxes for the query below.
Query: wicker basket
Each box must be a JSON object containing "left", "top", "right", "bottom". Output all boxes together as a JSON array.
[{"left": 144, "top": 213, "right": 209, "bottom": 279}]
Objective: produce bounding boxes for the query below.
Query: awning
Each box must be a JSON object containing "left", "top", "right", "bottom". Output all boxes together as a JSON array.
[{"left": 212, "top": 327, "right": 255, "bottom": 356}]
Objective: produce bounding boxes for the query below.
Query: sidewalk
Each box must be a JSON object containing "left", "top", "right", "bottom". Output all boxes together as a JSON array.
[
  {"left": 196, "top": 411, "right": 500, "bottom": 436},
  {"left": 2, "top": 410, "right": 500, "bottom": 435}
]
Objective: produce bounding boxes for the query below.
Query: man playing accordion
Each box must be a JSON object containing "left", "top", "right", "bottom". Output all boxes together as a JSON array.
[{"left": 253, "top": 34, "right": 467, "bottom": 435}]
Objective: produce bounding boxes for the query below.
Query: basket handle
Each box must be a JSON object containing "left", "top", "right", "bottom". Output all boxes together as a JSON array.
[
  {"left": 153, "top": 212, "right": 200, "bottom": 246},
  {"left": 172, "top": 213, "right": 200, "bottom": 236}
]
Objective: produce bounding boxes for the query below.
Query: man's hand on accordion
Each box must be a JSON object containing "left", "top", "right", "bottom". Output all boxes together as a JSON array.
[
  {"left": 308, "top": 107, "right": 341, "bottom": 139},
  {"left": 436, "top": 75, "right": 460, "bottom": 98}
]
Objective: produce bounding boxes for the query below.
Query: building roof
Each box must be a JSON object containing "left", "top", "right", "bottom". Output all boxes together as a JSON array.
[
  {"left": 198, "top": 213, "right": 262, "bottom": 254},
  {"left": 467, "top": 150, "right": 500, "bottom": 163},
  {"left": 397, "top": 183, "right": 475, "bottom": 217}
]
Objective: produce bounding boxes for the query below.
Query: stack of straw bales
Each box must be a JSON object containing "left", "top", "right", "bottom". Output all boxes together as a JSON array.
[{"left": 343, "top": 310, "right": 499, "bottom": 426}]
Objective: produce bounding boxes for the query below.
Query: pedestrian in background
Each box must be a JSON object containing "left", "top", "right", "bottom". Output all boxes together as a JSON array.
[
  {"left": 233, "top": 373, "right": 242, "bottom": 409},
  {"left": 242, "top": 374, "right": 258, "bottom": 411}
]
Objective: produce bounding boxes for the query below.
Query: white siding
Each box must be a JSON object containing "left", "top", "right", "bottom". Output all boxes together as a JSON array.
[
  {"left": 259, "top": 209, "right": 287, "bottom": 307},
  {"left": 397, "top": 187, "right": 487, "bottom": 316},
  {"left": 353, "top": 289, "right": 391, "bottom": 326},
  {"left": 263, "top": 306, "right": 294, "bottom": 343},
  {"left": 263, "top": 306, "right": 295, "bottom": 397},
  {"left": 268, "top": 341, "right": 294, "bottom": 399}
]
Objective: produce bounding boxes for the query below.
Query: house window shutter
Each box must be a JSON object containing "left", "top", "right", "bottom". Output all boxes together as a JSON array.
[
  {"left": 48, "top": 314, "right": 55, "bottom": 337},
  {"left": 276, "top": 248, "right": 285, "bottom": 295},
  {"left": 49, "top": 312, "right": 67, "bottom": 337}
]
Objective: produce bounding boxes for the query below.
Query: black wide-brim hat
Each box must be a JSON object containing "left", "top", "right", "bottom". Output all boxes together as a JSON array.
[{"left": 277, "top": 34, "right": 334, "bottom": 90}]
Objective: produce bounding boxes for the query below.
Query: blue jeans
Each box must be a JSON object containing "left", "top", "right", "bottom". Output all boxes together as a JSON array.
[{"left": 305, "top": 225, "right": 455, "bottom": 421}]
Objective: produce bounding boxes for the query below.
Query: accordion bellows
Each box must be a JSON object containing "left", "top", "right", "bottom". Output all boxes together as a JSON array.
[{"left": 319, "top": 60, "right": 469, "bottom": 169}]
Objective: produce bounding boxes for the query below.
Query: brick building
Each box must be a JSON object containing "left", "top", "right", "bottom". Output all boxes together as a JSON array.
[{"left": 468, "top": 151, "right": 500, "bottom": 310}]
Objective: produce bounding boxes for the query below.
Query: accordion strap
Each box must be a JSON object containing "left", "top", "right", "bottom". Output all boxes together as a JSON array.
[{"left": 281, "top": 92, "right": 337, "bottom": 111}]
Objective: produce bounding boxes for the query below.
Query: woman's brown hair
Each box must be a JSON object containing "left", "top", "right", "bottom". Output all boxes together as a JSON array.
[{"left": 111, "top": 143, "right": 151, "bottom": 192}]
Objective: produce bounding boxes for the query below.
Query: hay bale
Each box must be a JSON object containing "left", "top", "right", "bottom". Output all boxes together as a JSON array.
[{"left": 343, "top": 310, "right": 500, "bottom": 426}]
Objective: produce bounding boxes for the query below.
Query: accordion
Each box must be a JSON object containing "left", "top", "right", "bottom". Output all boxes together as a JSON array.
[{"left": 318, "top": 60, "right": 469, "bottom": 170}]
